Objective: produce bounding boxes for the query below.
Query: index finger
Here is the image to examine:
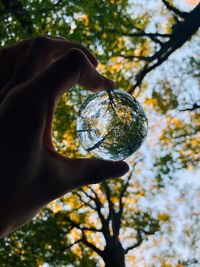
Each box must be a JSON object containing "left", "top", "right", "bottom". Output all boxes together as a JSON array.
[
  {"left": 44, "top": 35, "right": 98, "bottom": 67},
  {"left": 0, "top": 36, "right": 99, "bottom": 103}
]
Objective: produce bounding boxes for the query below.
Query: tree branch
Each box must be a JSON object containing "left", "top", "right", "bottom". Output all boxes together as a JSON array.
[
  {"left": 140, "top": 228, "right": 158, "bottom": 235},
  {"left": 109, "top": 29, "right": 171, "bottom": 45},
  {"left": 162, "top": 0, "right": 188, "bottom": 19},
  {"left": 179, "top": 103, "right": 200, "bottom": 112},
  {"left": 117, "top": 54, "right": 152, "bottom": 61},
  {"left": 65, "top": 234, "right": 104, "bottom": 257},
  {"left": 64, "top": 215, "right": 101, "bottom": 232},
  {"left": 79, "top": 187, "right": 96, "bottom": 202},
  {"left": 87, "top": 185, "right": 112, "bottom": 242},
  {"left": 126, "top": 4, "right": 200, "bottom": 92},
  {"left": 102, "top": 181, "right": 115, "bottom": 221},
  {"left": 129, "top": 43, "right": 175, "bottom": 93},
  {"left": 62, "top": 212, "right": 105, "bottom": 257},
  {"left": 123, "top": 31, "right": 171, "bottom": 38},
  {"left": 124, "top": 229, "right": 143, "bottom": 253},
  {"left": 73, "top": 191, "right": 97, "bottom": 211},
  {"left": 81, "top": 231, "right": 104, "bottom": 257},
  {"left": 125, "top": 32, "right": 171, "bottom": 46},
  {"left": 86, "top": 186, "right": 99, "bottom": 200},
  {"left": 116, "top": 162, "right": 143, "bottom": 241},
  {"left": 101, "top": 181, "right": 122, "bottom": 240},
  {"left": 65, "top": 238, "right": 82, "bottom": 250},
  {"left": 118, "top": 173, "right": 132, "bottom": 217},
  {"left": 118, "top": 159, "right": 143, "bottom": 215},
  {"left": 80, "top": 187, "right": 107, "bottom": 228}
]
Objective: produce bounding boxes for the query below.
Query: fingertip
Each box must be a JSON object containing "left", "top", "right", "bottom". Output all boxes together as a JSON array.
[
  {"left": 107, "top": 80, "right": 116, "bottom": 90},
  {"left": 102, "top": 76, "right": 116, "bottom": 91},
  {"left": 95, "top": 159, "right": 129, "bottom": 180},
  {"left": 92, "top": 76, "right": 116, "bottom": 92},
  {"left": 109, "top": 160, "right": 129, "bottom": 178},
  {"left": 86, "top": 158, "right": 129, "bottom": 180}
]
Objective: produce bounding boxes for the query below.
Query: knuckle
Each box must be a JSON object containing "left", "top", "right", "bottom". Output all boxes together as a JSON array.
[
  {"left": 31, "top": 35, "right": 50, "bottom": 49},
  {"left": 61, "top": 48, "right": 87, "bottom": 72},
  {"left": 73, "top": 42, "right": 87, "bottom": 52},
  {"left": 66, "top": 48, "right": 87, "bottom": 62}
]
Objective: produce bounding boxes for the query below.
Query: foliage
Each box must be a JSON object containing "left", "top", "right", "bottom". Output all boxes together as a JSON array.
[
  {"left": 0, "top": 0, "right": 200, "bottom": 266},
  {"left": 0, "top": 208, "right": 76, "bottom": 266}
]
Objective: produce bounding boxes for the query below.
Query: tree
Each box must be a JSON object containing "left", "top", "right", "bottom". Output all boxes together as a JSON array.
[
  {"left": 59, "top": 165, "right": 159, "bottom": 267},
  {"left": 0, "top": 207, "right": 98, "bottom": 266},
  {"left": 0, "top": 0, "right": 199, "bottom": 266},
  {"left": 126, "top": 1, "right": 200, "bottom": 92}
]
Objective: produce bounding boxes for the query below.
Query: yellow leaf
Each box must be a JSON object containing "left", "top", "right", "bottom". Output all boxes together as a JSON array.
[
  {"left": 161, "top": 263, "right": 173, "bottom": 267},
  {"left": 52, "top": 202, "right": 62, "bottom": 213},
  {"left": 171, "top": 117, "right": 182, "bottom": 127},
  {"left": 158, "top": 212, "right": 170, "bottom": 222},
  {"left": 102, "top": 32, "right": 107, "bottom": 39},
  {"left": 70, "top": 213, "right": 79, "bottom": 222},
  {"left": 145, "top": 98, "right": 157, "bottom": 106}
]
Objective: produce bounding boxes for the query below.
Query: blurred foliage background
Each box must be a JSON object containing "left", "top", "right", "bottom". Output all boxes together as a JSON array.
[{"left": 0, "top": 0, "right": 200, "bottom": 266}]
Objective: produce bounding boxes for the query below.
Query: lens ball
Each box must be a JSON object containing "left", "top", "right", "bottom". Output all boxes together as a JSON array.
[{"left": 76, "top": 90, "right": 148, "bottom": 161}]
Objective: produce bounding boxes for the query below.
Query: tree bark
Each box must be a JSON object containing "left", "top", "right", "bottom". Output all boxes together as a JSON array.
[{"left": 102, "top": 244, "right": 126, "bottom": 267}]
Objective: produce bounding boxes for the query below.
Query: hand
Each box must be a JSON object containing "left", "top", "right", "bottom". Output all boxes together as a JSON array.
[{"left": 0, "top": 36, "right": 129, "bottom": 238}]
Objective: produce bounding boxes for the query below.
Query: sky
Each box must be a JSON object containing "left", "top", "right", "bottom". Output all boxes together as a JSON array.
[{"left": 123, "top": 1, "right": 200, "bottom": 266}]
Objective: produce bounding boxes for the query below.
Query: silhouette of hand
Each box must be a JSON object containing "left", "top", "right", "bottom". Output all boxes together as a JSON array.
[{"left": 0, "top": 36, "right": 129, "bottom": 237}]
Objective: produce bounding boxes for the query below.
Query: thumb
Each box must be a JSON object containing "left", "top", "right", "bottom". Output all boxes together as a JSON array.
[
  {"left": 78, "top": 158, "right": 130, "bottom": 186},
  {"left": 42, "top": 152, "right": 129, "bottom": 201}
]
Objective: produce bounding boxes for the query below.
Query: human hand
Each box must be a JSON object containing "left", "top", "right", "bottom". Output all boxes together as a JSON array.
[{"left": 0, "top": 36, "right": 129, "bottom": 237}]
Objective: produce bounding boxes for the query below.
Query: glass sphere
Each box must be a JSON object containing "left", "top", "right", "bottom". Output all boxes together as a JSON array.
[{"left": 76, "top": 90, "right": 148, "bottom": 161}]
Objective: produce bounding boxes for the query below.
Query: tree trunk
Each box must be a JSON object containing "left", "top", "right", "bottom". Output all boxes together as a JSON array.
[{"left": 102, "top": 245, "right": 126, "bottom": 267}]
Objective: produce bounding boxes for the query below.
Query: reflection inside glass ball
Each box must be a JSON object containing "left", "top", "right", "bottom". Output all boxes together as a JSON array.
[{"left": 76, "top": 90, "right": 148, "bottom": 161}]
